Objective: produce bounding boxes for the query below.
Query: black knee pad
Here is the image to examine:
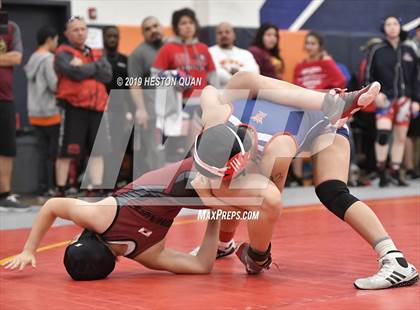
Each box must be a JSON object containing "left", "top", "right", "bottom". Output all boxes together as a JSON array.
[
  {"left": 315, "top": 180, "right": 359, "bottom": 220},
  {"left": 376, "top": 129, "right": 391, "bottom": 145}
]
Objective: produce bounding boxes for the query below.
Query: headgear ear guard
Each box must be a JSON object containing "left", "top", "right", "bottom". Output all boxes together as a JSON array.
[{"left": 193, "top": 124, "right": 256, "bottom": 180}]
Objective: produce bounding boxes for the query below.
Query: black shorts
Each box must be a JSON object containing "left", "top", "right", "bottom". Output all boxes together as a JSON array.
[
  {"left": 0, "top": 101, "right": 16, "bottom": 157},
  {"left": 58, "top": 102, "right": 111, "bottom": 158},
  {"left": 408, "top": 117, "right": 420, "bottom": 138}
]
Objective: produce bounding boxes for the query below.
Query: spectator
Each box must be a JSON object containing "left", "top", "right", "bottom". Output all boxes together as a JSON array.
[
  {"left": 365, "top": 16, "right": 419, "bottom": 187},
  {"left": 128, "top": 16, "right": 165, "bottom": 176},
  {"left": 359, "top": 37, "right": 383, "bottom": 86},
  {"left": 293, "top": 31, "right": 346, "bottom": 90},
  {"left": 152, "top": 8, "right": 218, "bottom": 162},
  {"left": 404, "top": 23, "right": 420, "bottom": 179},
  {"left": 291, "top": 31, "right": 346, "bottom": 186},
  {"left": 102, "top": 25, "right": 132, "bottom": 186},
  {"left": 54, "top": 16, "right": 112, "bottom": 196},
  {"left": 249, "top": 23, "right": 284, "bottom": 80},
  {"left": 102, "top": 26, "right": 128, "bottom": 94},
  {"left": 209, "top": 22, "right": 259, "bottom": 88},
  {"left": 0, "top": 9, "right": 27, "bottom": 210},
  {"left": 355, "top": 37, "right": 383, "bottom": 177},
  {"left": 24, "top": 26, "right": 59, "bottom": 197}
]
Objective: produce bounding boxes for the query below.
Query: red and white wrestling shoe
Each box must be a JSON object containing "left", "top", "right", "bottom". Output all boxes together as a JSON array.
[
  {"left": 235, "top": 242, "right": 272, "bottom": 275},
  {"left": 323, "top": 81, "right": 381, "bottom": 123}
]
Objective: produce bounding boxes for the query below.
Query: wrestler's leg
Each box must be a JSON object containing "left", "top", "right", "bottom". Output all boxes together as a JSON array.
[
  {"left": 258, "top": 135, "right": 296, "bottom": 191},
  {"left": 312, "top": 134, "right": 388, "bottom": 244},
  {"left": 312, "top": 133, "right": 418, "bottom": 289},
  {"left": 216, "top": 135, "right": 295, "bottom": 258},
  {"left": 221, "top": 72, "right": 380, "bottom": 119},
  {"left": 212, "top": 173, "right": 282, "bottom": 254}
]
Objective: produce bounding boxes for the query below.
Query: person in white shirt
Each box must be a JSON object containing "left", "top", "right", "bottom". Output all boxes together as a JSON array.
[{"left": 209, "top": 22, "right": 259, "bottom": 88}]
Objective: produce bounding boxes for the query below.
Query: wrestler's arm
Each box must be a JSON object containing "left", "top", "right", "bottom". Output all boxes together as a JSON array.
[
  {"left": 3, "top": 198, "right": 104, "bottom": 271},
  {"left": 200, "top": 85, "right": 231, "bottom": 128},
  {"left": 143, "top": 219, "right": 221, "bottom": 274},
  {"left": 190, "top": 173, "right": 250, "bottom": 212}
]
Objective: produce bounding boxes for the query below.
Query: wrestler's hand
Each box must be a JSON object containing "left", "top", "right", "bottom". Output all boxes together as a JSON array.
[
  {"left": 191, "top": 173, "right": 213, "bottom": 197},
  {"left": 4, "top": 250, "right": 36, "bottom": 271}
]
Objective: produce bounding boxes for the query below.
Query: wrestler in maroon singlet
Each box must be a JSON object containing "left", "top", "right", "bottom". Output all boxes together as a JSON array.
[{"left": 102, "top": 157, "right": 206, "bottom": 259}]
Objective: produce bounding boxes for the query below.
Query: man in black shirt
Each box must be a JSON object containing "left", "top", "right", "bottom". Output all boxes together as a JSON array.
[
  {"left": 103, "top": 26, "right": 132, "bottom": 187},
  {"left": 103, "top": 26, "right": 128, "bottom": 93}
]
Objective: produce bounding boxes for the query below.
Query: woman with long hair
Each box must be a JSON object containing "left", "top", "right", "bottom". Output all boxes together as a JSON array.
[
  {"left": 249, "top": 23, "right": 284, "bottom": 80},
  {"left": 293, "top": 31, "right": 346, "bottom": 90}
]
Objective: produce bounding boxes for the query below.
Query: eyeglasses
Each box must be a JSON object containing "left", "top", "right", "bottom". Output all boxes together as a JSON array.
[{"left": 67, "top": 15, "right": 84, "bottom": 23}]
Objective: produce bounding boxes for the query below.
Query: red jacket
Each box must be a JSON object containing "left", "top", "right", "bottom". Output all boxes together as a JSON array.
[
  {"left": 55, "top": 44, "right": 108, "bottom": 111},
  {"left": 293, "top": 58, "right": 346, "bottom": 90},
  {"left": 153, "top": 39, "right": 216, "bottom": 99}
]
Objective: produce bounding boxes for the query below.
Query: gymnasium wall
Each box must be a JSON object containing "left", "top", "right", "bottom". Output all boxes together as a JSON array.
[
  {"left": 262, "top": 0, "right": 420, "bottom": 33},
  {"left": 52, "top": 0, "right": 418, "bottom": 83},
  {"left": 67, "top": 0, "right": 264, "bottom": 27},
  {"left": 100, "top": 25, "right": 308, "bottom": 84}
]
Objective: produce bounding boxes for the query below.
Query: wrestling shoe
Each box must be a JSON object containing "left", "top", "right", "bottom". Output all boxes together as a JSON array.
[
  {"left": 189, "top": 239, "right": 237, "bottom": 258},
  {"left": 354, "top": 251, "right": 418, "bottom": 289},
  {"left": 235, "top": 242, "right": 272, "bottom": 275},
  {"left": 323, "top": 82, "right": 381, "bottom": 122},
  {"left": 217, "top": 239, "right": 237, "bottom": 259}
]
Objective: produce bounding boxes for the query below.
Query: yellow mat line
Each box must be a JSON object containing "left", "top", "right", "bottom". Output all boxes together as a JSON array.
[
  {"left": 0, "top": 241, "right": 71, "bottom": 265},
  {"left": 0, "top": 219, "right": 198, "bottom": 265}
]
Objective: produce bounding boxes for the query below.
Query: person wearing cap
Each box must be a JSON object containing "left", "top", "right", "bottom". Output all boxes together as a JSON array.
[{"left": 192, "top": 71, "right": 417, "bottom": 289}]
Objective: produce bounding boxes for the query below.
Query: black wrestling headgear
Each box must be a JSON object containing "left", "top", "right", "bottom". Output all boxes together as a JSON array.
[{"left": 63, "top": 229, "right": 116, "bottom": 281}]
